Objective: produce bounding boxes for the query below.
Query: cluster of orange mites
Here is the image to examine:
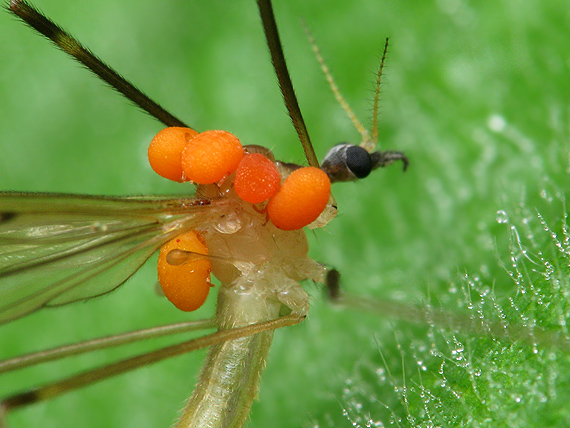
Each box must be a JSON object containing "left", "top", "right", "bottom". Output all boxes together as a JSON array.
[{"left": 148, "top": 127, "right": 331, "bottom": 311}]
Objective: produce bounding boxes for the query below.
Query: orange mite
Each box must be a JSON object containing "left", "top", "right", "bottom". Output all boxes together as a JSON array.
[
  {"left": 268, "top": 167, "right": 331, "bottom": 231},
  {"left": 157, "top": 230, "right": 212, "bottom": 312},
  {"left": 181, "top": 130, "right": 244, "bottom": 184},
  {"left": 234, "top": 153, "right": 281, "bottom": 204},
  {"left": 148, "top": 127, "right": 199, "bottom": 182}
]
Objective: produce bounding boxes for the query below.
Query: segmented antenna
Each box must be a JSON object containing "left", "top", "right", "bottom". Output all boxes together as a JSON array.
[
  {"left": 306, "top": 27, "right": 390, "bottom": 154},
  {"left": 370, "top": 38, "right": 389, "bottom": 152},
  {"left": 316, "top": 35, "right": 408, "bottom": 182},
  {"left": 304, "top": 24, "right": 371, "bottom": 148}
]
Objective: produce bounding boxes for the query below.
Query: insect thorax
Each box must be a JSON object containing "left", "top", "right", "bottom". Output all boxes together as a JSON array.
[{"left": 195, "top": 174, "right": 327, "bottom": 317}]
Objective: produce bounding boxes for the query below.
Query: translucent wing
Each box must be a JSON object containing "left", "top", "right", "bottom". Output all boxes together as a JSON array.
[{"left": 0, "top": 192, "right": 227, "bottom": 324}]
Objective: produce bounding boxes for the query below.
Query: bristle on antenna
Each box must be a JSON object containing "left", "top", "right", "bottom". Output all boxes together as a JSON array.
[
  {"left": 369, "top": 38, "right": 389, "bottom": 152},
  {"left": 306, "top": 27, "right": 392, "bottom": 154}
]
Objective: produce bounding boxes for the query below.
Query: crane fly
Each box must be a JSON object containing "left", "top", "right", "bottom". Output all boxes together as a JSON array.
[{"left": 0, "top": 1, "right": 408, "bottom": 427}]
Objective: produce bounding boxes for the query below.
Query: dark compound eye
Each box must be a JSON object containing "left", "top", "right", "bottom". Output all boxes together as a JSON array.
[
  {"left": 345, "top": 145, "right": 372, "bottom": 179},
  {"left": 321, "top": 143, "right": 408, "bottom": 183},
  {"left": 320, "top": 143, "right": 372, "bottom": 183}
]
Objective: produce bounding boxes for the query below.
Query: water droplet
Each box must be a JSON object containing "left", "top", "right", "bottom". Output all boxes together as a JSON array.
[
  {"left": 91, "top": 221, "right": 108, "bottom": 232},
  {"left": 540, "top": 188, "right": 553, "bottom": 201},
  {"left": 215, "top": 213, "right": 242, "bottom": 233},
  {"left": 496, "top": 210, "right": 508, "bottom": 224}
]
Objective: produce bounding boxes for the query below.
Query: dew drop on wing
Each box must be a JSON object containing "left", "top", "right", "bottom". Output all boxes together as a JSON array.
[{"left": 90, "top": 221, "right": 109, "bottom": 232}]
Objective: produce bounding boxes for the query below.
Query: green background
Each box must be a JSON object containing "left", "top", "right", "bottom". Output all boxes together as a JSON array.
[{"left": 1, "top": 0, "right": 569, "bottom": 427}]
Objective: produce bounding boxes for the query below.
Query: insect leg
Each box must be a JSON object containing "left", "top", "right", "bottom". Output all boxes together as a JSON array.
[
  {"left": 0, "top": 319, "right": 216, "bottom": 374},
  {"left": 256, "top": 0, "right": 319, "bottom": 168},
  {"left": 1, "top": 314, "right": 303, "bottom": 415},
  {"left": 8, "top": 0, "right": 189, "bottom": 128}
]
